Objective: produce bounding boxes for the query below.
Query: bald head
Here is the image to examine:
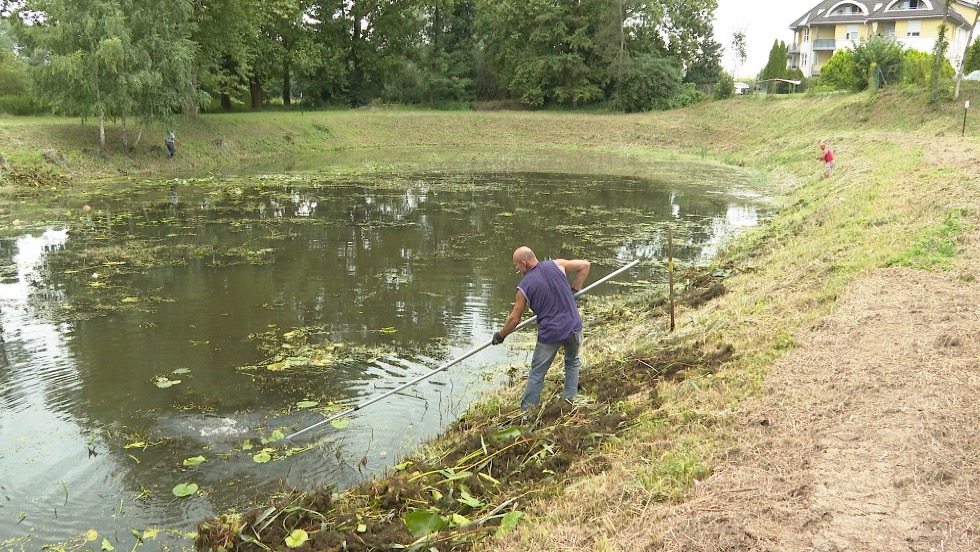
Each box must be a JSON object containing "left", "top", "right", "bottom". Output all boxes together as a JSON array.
[{"left": 513, "top": 246, "right": 538, "bottom": 274}]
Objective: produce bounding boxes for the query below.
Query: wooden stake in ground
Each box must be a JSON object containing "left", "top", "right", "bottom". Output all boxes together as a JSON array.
[{"left": 669, "top": 227, "right": 675, "bottom": 332}]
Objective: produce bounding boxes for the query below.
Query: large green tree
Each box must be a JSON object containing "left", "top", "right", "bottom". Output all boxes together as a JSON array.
[
  {"left": 191, "top": 0, "right": 259, "bottom": 110},
  {"left": 760, "top": 40, "right": 788, "bottom": 80},
  {"left": 251, "top": 0, "right": 317, "bottom": 107},
  {"left": 476, "top": 0, "right": 717, "bottom": 107},
  {"left": 414, "top": 0, "right": 477, "bottom": 105},
  {"left": 307, "top": 0, "right": 426, "bottom": 107},
  {"left": 684, "top": 27, "right": 723, "bottom": 87},
  {"left": 11, "top": 0, "right": 199, "bottom": 150}
]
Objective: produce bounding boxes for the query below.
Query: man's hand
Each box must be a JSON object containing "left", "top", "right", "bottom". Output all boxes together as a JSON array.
[{"left": 492, "top": 332, "right": 505, "bottom": 345}]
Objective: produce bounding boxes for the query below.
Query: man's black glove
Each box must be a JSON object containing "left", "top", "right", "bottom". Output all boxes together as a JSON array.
[{"left": 491, "top": 332, "right": 505, "bottom": 345}]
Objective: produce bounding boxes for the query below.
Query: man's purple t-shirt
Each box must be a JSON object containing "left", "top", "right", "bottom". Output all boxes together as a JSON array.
[{"left": 517, "top": 260, "right": 582, "bottom": 344}]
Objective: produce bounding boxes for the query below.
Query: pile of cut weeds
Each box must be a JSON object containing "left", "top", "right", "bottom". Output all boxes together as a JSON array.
[{"left": 195, "top": 271, "right": 734, "bottom": 551}]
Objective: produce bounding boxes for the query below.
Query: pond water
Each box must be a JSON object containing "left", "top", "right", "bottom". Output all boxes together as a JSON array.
[{"left": 0, "top": 168, "right": 773, "bottom": 549}]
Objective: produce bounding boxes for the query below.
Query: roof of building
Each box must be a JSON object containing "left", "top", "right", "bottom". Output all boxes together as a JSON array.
[{"left": 790, "top": 0, "right": 975, "bottom": 30}]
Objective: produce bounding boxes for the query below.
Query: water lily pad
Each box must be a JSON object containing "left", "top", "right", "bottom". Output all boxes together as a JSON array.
[
  {"left": 261, "top": 430, "right": 285, "bottom": 444},
  {"left": 296, "top": 401, "right": 319, "bottom": 409},
  {"left": 496, "top": 511, "right": 523, "bottom": 536},
  {"left": 120, "top": 297, "right": 140, "bottom": 303},
  {"left": 172, "top": 482, "right": 198, "bottom": 498},
  {"left": 101, "top": 539, "right": 115, "bottom": 551},
  {"left": 404, "top": 510, "right": 447, "bottom": 537},
  {"left": 285, "top": 529, "right": 309, "bottom": 548},
  {"left": 330, "top": 418, "right": 350, "bottom": 430},
  {"left": 267, "top": 361, "right": 289, "bottom": 371},
  {"left": 492, "top": 427, "right": 522, "bottom": 441},
  {"left": 172, "top": 368, "right": 192, "bottom": 375},
  {"left": 154, "top": 377, "right": 182, "bottom": 388},
  {"left": 449, "top": 513, "right": 471, "bottom": 527},
  {"left": 252, "top": 451, "right": 272, "bottom": 463},
  {"left": 182, "top": 455, "right": 206, "bottom": 466},
  {"left": 85, "top": 529, "right": 98, "bottom": 541}
]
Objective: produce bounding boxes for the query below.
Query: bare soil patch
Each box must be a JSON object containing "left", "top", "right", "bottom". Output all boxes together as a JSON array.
[{"left": 622, "top": 265, "right": 980, "bottom": 551}]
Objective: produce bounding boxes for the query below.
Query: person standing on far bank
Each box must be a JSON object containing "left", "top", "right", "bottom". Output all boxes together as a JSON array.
[
  {"left": 165, "top": 130, "right": 179, "bottom": 158},
  {"left": 818, "top": 143, "right": 834, "bottom": 179},
  {"left": 491, "top": 246, "right": 591, "bottom": 410}
]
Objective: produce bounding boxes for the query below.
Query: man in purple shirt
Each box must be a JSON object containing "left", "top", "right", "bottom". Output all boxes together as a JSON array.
[{"left": 492, "top": 246, "right": 591, "bottom": 409}]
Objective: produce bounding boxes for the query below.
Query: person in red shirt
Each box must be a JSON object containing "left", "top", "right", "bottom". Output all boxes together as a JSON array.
[{"left": 818, "top": 143, "right": 835, "bottom": 179}]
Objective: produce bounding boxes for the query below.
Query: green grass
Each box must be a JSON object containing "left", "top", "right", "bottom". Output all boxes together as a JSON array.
[{"left": 888, "top": 208, "right": 973, "bottom": 269}]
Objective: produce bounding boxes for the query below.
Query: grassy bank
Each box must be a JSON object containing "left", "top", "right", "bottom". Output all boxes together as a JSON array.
[{"left": 2, "top": 87, "right": 978, "bottom": 551}]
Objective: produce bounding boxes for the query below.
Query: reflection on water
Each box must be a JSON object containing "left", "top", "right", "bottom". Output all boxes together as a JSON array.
[{"left": 0, "top": 170, "right": 773, "bottom": 548}]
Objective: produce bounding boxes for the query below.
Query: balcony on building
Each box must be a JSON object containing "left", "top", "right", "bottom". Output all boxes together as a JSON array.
[{"left": 813, "top": 39, "right": 836, "bottom": 50}]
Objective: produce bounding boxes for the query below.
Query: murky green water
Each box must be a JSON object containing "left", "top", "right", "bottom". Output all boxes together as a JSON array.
[{"left": 0, "top": 168, "right": 773, "bottom": 549}]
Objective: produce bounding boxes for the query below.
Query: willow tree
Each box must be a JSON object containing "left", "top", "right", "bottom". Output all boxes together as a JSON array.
[{"left": 11, "top": 0, "right": 199, "bottom": 151}]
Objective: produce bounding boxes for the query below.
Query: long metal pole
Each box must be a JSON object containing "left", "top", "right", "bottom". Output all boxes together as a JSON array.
[{"left": 285, "top": 258, "right": 642, "bottom": 440}]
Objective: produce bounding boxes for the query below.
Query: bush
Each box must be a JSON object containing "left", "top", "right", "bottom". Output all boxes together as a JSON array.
[
  {"left": 0, "top": 94, "right": 44, "bottom": 116},
  {"left": 714, "top": 71, "right": 735, "bottom": 99},
  {"left": 853, "top": 35, "right": 905, "bottom": 88},
  {"left": 819, "top": 49, "right": 862, "bottom": 91},
  {"left": 617, "top": 55, "right": 683, "bottom": 113},
  {"left": 670, "top": 82, "right": 703, "bottom": 108},
  {"left": 902, "top": 48, "right": 954, "bottom": 87}
]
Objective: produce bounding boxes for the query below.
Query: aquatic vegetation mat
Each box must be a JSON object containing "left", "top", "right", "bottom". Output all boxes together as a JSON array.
[{"left": 195, "top": 272, "right": 736, "bottom": 551}]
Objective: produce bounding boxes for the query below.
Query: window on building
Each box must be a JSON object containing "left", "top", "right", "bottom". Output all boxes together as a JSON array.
[
  {"left": 846, "top": 25, "right": 861, "bottom": 40},
  {"left": 804, "top": 28, "right": 810, "bottom": 42},
  {"left": 832, "top": 4, "right": 862, "bottom": 15},
  {"left": 890, "top": 0, "right": 929, "bottom": 9},
  {"left": 802, "top": 53, "right": 809, "bottom": 67},
  {"left": 907, "top": 20, "right": 921, "bottom": 36}
]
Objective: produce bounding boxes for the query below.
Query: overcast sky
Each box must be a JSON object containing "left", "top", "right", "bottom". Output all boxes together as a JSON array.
[{"left": 714, "top": 0, "right": 817, "bottom": 79}]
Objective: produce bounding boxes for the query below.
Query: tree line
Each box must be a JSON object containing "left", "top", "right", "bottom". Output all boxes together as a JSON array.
[{"left": 0, "top": 0, "right": 737, "bottom": 149}]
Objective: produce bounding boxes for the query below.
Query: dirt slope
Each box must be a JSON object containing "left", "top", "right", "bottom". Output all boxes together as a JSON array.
[{"left": 613, "top": 260, "right": 980, "bottom": 551}]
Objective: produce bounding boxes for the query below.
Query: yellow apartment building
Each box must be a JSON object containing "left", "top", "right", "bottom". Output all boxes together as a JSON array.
[{"left": 788, "top": 0, "right": 980, "bottom": 76}]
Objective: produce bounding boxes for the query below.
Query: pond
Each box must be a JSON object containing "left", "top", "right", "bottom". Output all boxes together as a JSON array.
[{"left": 0, "top": 167, "right": 774, "bottom": 549}]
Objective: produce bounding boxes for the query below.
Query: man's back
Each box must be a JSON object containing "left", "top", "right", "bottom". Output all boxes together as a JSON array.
[{"left": 518, "top": 260, "right": 581, "bottom": 344}]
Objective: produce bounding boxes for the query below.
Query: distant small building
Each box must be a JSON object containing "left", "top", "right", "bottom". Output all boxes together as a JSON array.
[
  {"left": 734, "top": 82, "right": 752, "bottom": 95},
  {"left": 788, "top": 0, "right": 980, "bottom": 78}
]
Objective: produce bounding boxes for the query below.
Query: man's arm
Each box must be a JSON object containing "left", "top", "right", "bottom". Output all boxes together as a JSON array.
[
  {"left": 493, "top": 291, "right": 527, "bottom": 344},
  {"left": 555, "top": 258, "right": 591, "bottom": 291},
  {"left": 499, "top": 291, "right": 527, "bottom": 337}
]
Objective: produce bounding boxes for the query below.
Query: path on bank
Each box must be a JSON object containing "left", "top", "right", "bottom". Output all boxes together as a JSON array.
[{"left": 626, "top": 261, "right": 980, "bottom": 551}]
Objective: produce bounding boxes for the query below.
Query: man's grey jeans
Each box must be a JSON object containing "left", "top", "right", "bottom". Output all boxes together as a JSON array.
[{"left": 521, "top": 330, "right": 583, "bottom": 410}]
